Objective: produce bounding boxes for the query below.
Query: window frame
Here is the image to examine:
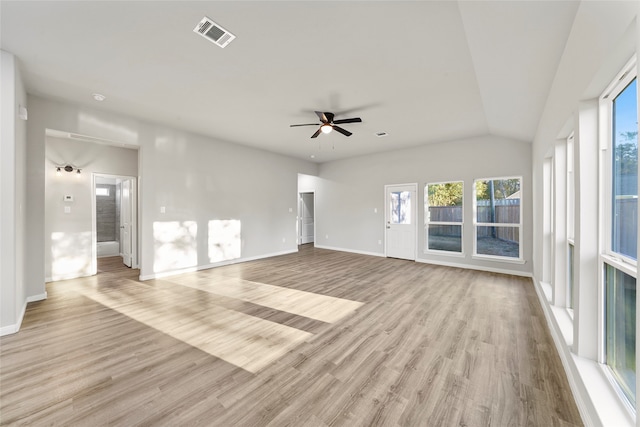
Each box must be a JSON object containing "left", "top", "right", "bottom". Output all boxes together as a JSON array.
[
  {"left": 424, "top": 180, "right": 464, "bottom": 256},
  {"left": 472, "top": 176, "right": 524, "bottom": 262}
]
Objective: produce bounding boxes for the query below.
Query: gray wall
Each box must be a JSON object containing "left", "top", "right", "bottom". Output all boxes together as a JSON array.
[
  {"left": 314, "top": 135, "right": 533, "bottom": 276},
  {"left": 28, "top": 95, "right": 318, "bottom": 288}
]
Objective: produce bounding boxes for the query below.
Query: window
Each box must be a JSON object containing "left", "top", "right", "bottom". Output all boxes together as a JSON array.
[
  {"left": 611, "top": 77, "right": 638, "bottom": 262},
  {"left": 473, "top": 177, "right": 522, "bottom": 260},
  {"left": 96, "top": 187, "right": 110, "bottom": 196},
  {"left": 567, "top": 133, "right": 575, "bottom": 310},
  {"left": 601, "top": 57, "right": 637, "bottom": 408},
  {"left": 425, "top": 181, "right": 463, "bottom": 254}
]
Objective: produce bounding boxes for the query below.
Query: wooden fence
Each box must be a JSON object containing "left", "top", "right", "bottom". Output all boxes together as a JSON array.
[{"left": 429, "top": 203, "right": 520, "bottom": 243}]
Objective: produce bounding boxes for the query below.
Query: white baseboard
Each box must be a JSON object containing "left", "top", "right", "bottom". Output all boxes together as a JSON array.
[
  {"left": 416, "top": 257, "right": 533, "bottom": 277},
  {"left": 0, "top": 291, "right": 48, "bottom": 337},
  {"left": 313, "top": 245, "right": 385, "bottom": 258},
  {"left": 139, "top": 249, "right": 298, "bottom": 281}
]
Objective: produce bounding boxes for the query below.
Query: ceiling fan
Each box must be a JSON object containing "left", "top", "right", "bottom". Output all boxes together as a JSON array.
[{"left": 290, "top": 111, "right": 362, "bottom": 138}]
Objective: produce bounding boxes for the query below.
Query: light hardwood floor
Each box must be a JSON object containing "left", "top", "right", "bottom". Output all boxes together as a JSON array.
[{"left": 1, "top": 245, "right": 582, "bottom": 426}]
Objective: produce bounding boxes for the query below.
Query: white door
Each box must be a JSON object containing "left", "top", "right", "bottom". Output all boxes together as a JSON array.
[
  {"left": 385, "top": 184, "right": 417, "bottom": 260},
  {"left": 120, "top": 178, "right": 133, "bottom": 267},
  {"left": 299, "top": 193, "right": 315, "bottom": 244}
]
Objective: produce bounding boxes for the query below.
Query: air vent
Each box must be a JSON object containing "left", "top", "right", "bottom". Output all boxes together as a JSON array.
[
  {"left": 193, "top": 17, "right": 236, "bottom": 48},
  {"left": 375, "top": 132, "right": 388, "bottom": 138}
]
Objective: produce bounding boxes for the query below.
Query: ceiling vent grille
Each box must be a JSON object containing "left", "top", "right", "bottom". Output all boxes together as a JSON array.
[{"left": 193, "top": 17, "right": 236, "bottom": 48}]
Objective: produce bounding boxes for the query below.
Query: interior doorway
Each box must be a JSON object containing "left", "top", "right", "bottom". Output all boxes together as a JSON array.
[
  {"left": 93, "top": 173, "right": 138, "bottom": 272},
  {"left": 299, "top": 192, "right": 315, "bottom": 245}
]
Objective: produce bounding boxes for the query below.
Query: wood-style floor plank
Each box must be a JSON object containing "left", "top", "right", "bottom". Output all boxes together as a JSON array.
[{"left": 0, "top": 246, "right": 583, "bottom": 426}]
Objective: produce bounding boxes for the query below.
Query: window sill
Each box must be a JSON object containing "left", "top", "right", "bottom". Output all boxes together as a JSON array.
[
  {"left": 424, "top": 250, "right": 465, "bottom": 258},
  {"left": 471, "top": 255, "right": 526, "bottom": 264}
]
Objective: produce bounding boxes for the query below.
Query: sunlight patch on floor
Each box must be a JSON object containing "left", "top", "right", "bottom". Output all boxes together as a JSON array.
[
  {"left": 168, "top": 276, "right": 365, "bottom": 323},
  {"left": 78, "top": 286, "right": 312, "bottom": 373}
]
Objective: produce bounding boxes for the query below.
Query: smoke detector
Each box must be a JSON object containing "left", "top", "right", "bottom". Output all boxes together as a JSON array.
[{"left": 193, "top": 17, "right": 236, "bottom": 48}]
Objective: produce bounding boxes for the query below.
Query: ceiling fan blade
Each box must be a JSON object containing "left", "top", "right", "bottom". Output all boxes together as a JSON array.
[
  {"left": 333, "top": 117, "right": 362, "bottom": 124},
  {"left": 332, "top": 125, "right": 352, "bottom": 137},
  {"left": 315, "top": 111, "right": 329, "bottom": 123},
  {"left": 310, "top": 128, "right": 322, "bottom": 138},
  {"left": 290, "top": 123, "right": 320, "bottom": 127},
  {"left": 333, "top": 117, "right": 362, "bottom": 125}
]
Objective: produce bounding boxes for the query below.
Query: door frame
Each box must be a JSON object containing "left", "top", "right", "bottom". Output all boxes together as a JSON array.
[
  {"left": 298, "top": 191, "right": 316, "bottom": 245},
  {"left": 384, "top": 183, "right": 418, "bottom": 260},
  {"left": 91, "top": 173, "right": 139, "bottom": 273}
]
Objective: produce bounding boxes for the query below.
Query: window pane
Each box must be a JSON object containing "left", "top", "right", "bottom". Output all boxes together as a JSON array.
[
  {"left": 476, "top": 179, "right": 520, "bottom": 224},
  {"left": 96, "top": 187, "right": 110, "bottom": 196},
  {"left": 390, "top": 191, "right": 411, "bottom": 224},
  {"left": 612, "top": 78, "right": 638, "bottom": 260},
  {"left": 428, "top": 225, "right": 462, "bottom": 253},
  {"left": 568, "top": 243, "right": 574, "bottom": 310},
  {"left": 476, "top": 226, "right": 519, "bottom": 258},
  {"left": 427, "top": 182, "right": 463, "bottom": 223},
  {"left": 605, "top": 264, "right": 636, "bottom": 406}
]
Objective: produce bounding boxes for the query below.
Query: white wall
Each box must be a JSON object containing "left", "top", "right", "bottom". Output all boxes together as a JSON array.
[
  {"left": 27, "top": 96, "right": 318, "bottom": 288},
  {"left": 44, "top": 137, "right": 138, "bottom": 281},
  {"left": 315, "top": 134, "right": 533, "bottom": 276},
  {"left": 0, "top": 50, "right": 30, "bottom": 335}
]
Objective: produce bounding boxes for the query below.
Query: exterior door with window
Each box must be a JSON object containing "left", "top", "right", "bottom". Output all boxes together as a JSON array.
[{"left": 385, "top": 184, "right": 417, "bottom": 260}]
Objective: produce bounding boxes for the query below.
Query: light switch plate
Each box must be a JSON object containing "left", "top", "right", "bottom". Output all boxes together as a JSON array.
[{"left": 64, "top": 206, "right": 71, "bottom": 214}]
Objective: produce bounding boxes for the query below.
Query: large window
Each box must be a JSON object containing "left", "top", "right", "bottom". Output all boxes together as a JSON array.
[
  {"left": 473, "top": 177, "right": 522, "bottom": 260},
  {"left": 567, "top": 134, "right": 575, "bottom": 311},
  {"left": 601, "top": 59, "right": 637, "bottom": 408},
  {"left": 425, "top": 181, "right": 463, "bottom": 254}
]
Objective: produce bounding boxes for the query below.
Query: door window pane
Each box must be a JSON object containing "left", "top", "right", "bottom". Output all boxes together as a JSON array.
[
  {"left": 605, "top": 264, "right": 636, "bottom": 406},
  {"left": 612, "top": 78, "right": 638, "bottom": 260},
  {"left": 390, "top": 191, "right": 411, "bottom": 224}
]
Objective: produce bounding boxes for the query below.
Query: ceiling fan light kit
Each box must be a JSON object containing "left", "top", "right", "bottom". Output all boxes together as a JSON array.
[{"left": 290, "top": 111, "right": 362, "bottom": 139}]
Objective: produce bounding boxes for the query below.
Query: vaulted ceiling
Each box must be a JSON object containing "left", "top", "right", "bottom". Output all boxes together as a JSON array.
[{"left": 1, "top": 1, "right": 580, "bottom": 162}]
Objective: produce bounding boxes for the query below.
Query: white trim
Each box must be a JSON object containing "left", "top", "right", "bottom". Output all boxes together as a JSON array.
[
  {"left": 416, "top": 257, "right": 532, "bottom": 277},
  {"left": 0, "top": 292, "right": 47, "bottom": 337},
  {"left": 139, "top": 250, "right": 298, "bottom": 281},
  {"left": 313, "top": 245, "right": 385, "bottom": 258}
]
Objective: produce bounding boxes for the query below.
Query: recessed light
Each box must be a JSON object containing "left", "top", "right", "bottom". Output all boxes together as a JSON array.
[
  {"left": 310, "top": 154, "right": 316, "bottom": 159},
  {"left": 92, "top": 93, "right": 106, "bottom": 102}
]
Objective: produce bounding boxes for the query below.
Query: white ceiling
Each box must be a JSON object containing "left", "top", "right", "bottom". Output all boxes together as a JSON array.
[{"left": 1, "top": 1, "right": 579, "bottom": 163}]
